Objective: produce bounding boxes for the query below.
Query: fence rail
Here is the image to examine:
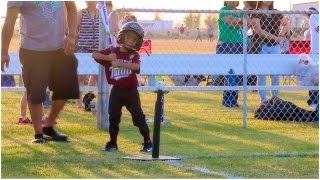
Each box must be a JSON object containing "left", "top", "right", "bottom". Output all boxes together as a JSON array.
[{"left": 1, "top": 9, "right": 319, "bottom": 129}]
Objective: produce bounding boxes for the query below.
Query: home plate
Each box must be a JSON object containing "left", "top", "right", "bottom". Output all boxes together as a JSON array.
[{"left": 122, "top": 155, "right": 181, "bottom": 161}]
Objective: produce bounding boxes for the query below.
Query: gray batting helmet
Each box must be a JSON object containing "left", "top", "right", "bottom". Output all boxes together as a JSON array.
[{"left": 117, "top": 22, "right": 144, "bottom": 50}]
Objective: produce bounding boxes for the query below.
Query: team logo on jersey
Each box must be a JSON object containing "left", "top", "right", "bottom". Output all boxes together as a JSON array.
[
  {"left": 110, "top": 59, "right": 133, "bottom": 80},
  {"left": 110, "top": 67, "right": 132, "bottom": 80}
]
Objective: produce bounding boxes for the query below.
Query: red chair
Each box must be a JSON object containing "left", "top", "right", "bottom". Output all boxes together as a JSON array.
[
  {"left": 138, "top": 39, "right": 152, "bottom": 54},
  {"left": 137, "top": 39, "right": 152, "bottom": 86},
  {"left": 289, "top": 40, "right": 311, "bottom": 54}
]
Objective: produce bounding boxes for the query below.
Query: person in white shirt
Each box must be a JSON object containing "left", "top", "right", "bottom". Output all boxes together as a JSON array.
[
  {"left": 309, "top": 8, "right": 319, "bottom": 54},
  {"left": 301, "top": 18, "right": 311, "bottom": 41},
  {"left": 305, "top": 7, "right": 319, "bottom": 108}
]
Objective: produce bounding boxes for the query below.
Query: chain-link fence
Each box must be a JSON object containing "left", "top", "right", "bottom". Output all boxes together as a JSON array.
[{"left": 1, "top": 9, "right": 319, "bottom": 130}]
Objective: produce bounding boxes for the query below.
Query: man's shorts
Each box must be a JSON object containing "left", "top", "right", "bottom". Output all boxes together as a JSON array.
[{"left": 19, "top": 48, "right": 80, "bottom": 104}]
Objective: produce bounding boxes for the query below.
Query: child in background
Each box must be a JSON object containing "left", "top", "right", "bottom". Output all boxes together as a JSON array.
[
  {"left": 217, "top": 1, "right": 243, "bottom": 108},
  {"left": 195, "top": 27, "right": 202, "bottom": 42},
  {"left": 18, "top": 92, "right": 47, "bottom": 124},
  {"left": 92, "top": 22, "right": 152, "bottom": 152}
]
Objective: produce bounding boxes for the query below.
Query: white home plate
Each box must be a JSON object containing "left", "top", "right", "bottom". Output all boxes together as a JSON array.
[{"left": 122, "top": 155, "right": 181, "bottom": 161}]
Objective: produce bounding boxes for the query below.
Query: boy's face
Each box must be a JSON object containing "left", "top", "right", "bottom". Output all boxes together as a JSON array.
[{"left": 123, "top": 31, "right": 139, "bottom": 50}]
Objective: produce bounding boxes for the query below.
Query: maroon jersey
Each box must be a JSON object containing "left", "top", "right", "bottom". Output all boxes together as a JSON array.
[{"left": 94, "top": 47, "right": 140, "bottom": 88}]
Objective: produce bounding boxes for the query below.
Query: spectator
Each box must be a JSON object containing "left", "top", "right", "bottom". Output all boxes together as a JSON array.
[
  {"left": 301, "top": 17, "right": 311, "bottom": 41},
  {"left": 207, "top": 25, "right": 214, "bottom": 42},
  {"left": 1, "top": 1, "right": 79, "bottom": 143},
  {"left": 179, "top": 24, "right": 185, "bottom": 38},
  {"left": 304, "top": 7, "right": 319, "bottom": 108},
  {"left": 76, "top": 1, "right": 99, "bottom": 111},
  {"left": 244, "top": 1, "right": 259, "bottom": 87},
  {"left": 92, "top": 22, "right": 153, "bottom": 152},
  {"left": 279, "top": 16, "right": 292, "bottom": 54},
  {"left": 195, "top": 27, "right": 202, "bottom": 42},
  {"left": 167, "top": 30, "right": 171, "bottom": 37},
  {"left": 250, "top": 1, "right": 288, "bottom": 102},
  {"left": 19, "top": 92, "right": 48, "bottom": 125},
  {"left": 216, "top": 1, "right": 244, "bottom": 108},
  {"left": 106, "top": 1, "right": 120, "bottom": 45},
  {"left": 81, "top": 1, "right": 119, "bottom": 111},
  {"left": 1, "top": 74, "right": 49, "bottom": 124}
]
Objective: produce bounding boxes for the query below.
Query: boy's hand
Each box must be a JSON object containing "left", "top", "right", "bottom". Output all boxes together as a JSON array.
[
  {"left": 107, "top": 53, "right": 117, "bottom": 61},
  {"left": 111, "top": 60, "right": 120, "bottom": 67}
]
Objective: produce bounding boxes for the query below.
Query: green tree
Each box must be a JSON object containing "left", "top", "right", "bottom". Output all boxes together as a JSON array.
[
  {"left": 204, "top": 14, "right": 218, "bottom": 28},
  {"left": 154, "top": 12, "right": 162, "bottom": 21},
  {"left": 203, "top": 13, "right": 218, "bottom": 37},
  {"left": 116, "top": 11, "right": 127, "bottom": 21},
  {"left": 183, "top": 13, "right": 201, "bottom": 29}
]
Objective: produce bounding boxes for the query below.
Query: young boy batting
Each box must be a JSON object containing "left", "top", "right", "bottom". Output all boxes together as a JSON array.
[{"left": 92, "top": 22, "right": 152, "bottom": 152}]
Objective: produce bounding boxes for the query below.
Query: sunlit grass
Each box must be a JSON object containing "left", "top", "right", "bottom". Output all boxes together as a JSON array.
[{"left": 1, "top": 89, "right": 318, "bottom": 178}]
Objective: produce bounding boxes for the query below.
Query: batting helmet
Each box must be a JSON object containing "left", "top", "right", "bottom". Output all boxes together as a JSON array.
[{"left": 117, "top": 22, "right": 144, "bottom": 50}]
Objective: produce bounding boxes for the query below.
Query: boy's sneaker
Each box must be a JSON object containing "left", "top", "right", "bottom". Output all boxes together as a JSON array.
[
  {"left": 42, "top": 127, "right": 68, "bottom": 142},
  {"left": 105, "top": 141, "right": 118, "bottom": 152},
  {"left": 140, "top": 141, "right": 152, "bottom": 152},
  {"left": 31, "top": 134, "right": 48, "bottom": 143},
  {"left": 18, "top": 117, "right": 31, "bottom": 125}
]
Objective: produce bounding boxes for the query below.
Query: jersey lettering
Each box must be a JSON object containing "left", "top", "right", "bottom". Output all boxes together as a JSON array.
[{"left": 109, "top": 59, "right": 133, "bottom": 80}]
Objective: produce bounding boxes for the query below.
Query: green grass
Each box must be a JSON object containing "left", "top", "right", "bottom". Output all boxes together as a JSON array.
[{"left": 1, "top": 90, "right": 319, "bottom": 178}]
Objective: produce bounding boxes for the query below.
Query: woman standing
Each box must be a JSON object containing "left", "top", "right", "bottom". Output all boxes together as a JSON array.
[
  {"left": 251, "top": 1, "right": 288, "bottom": 102},
  {"left": 243, "top": 1, "right": 259, "bottom": 87},
  {"left": 78, "top": 1, "right": 119, "bottom": 111},
  {"left": 76, "top": 1, "right": 99, "bottom": 110},
  {"left": 106, "top": 1, "right": 120, "bottom": 45},
  {"left": 217, "top": 1, "right": 243, "bottom": 108}
]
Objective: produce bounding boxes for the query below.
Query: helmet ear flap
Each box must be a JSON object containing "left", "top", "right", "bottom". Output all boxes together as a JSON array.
[
  {"left": 135, "top": 38, "right": 143, "bottom": 50},
  {"left": 117, "top": 31, "right": 125, "bottom": 46}
]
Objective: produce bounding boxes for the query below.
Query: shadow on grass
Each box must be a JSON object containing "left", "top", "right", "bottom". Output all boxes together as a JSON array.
[
  {"left": 132, "top": 111, "right": 319, "bottom": 155},
  {"left": 2, "top": 133, "right": 203, "bottom": 178}
]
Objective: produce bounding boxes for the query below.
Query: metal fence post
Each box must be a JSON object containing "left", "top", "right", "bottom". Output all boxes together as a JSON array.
[
  {"left": 242, "top": 12, "right": 248, "bottom": 128},
  {"left": 97, "top": 3, "right": 111, "bottom": 130}
]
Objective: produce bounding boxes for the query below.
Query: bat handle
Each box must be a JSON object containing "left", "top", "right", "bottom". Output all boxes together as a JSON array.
[{"left": 110, "top": 46, "right": 115, "bottom": 53}]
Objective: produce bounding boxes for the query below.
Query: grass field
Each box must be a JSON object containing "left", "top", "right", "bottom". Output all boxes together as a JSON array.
[
  {"left": 1, "top": 90, "right": 319, "bottom": 178},
  {"left": 1, "top": 39, "right": 319, "bottom": 178}
]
